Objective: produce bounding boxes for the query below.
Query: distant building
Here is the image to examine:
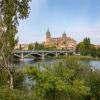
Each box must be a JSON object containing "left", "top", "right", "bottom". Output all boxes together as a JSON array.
[
  {"left": 14, "top": 44, "right": 21, "bottom": 50},
  {"left": 44, "top": 29, "right": 77, "bottom": 50},
  {"left": 95, "top": 45, "right": 100, "bottom": 49},
  {"left": 14, "top": 44, "right": 29, "bottom": 50}
]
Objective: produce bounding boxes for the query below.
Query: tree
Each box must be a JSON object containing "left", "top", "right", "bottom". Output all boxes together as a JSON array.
[
  {"left": 96, "top": 48, "right": 100, "bottom": 58},
  {"left": 34, "top": 42, "right": 45, "bottom": 50},
  {"left": 0, "top": 86, "right": 35, "bottom": 100},
  {"left": 78, "top": 38, "right": 91, "bottom": 56},
  {"left": 25, "top": 60, "right": 90, "bottom": 100},
  {"left": 78, "top": 42, "right": 85, "bottom": 55},
  {"left": 28, "top": 44, "right": 33, "bottom": 50},
  {"left": 90, "top": 45, "right": 96, "bottom": 57},
  {"left": 0, "top": 0, "right": 31, "bottom": 89},
  {"left": 88, "top": 70, "right": 100, "bottom": 100},
  {"left": 77, "top": 38, "right": 100, "bottom": 58}
]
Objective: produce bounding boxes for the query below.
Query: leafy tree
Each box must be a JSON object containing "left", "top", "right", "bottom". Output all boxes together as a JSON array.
[
  {"left": 77, "top": 38, "right": 100, "bottom": 58},
  {"left": 77, "top": 42, "right": 85, "bottom": 55},
  {"left": 90, "top": 45, "right": 96, "bottom": 57},
  {"left": 87, "top": 70, "right": 100, "bottom": 100},
  {"left": 0, "top": 0, "right": 31, "bottom": 89},
  {"left": 28, "top": 44, "right": 34, "bottom": 50},
  {"left": 96, "top": 48, "right": 100, "bottom": 58},
  {"left": 34, "top": 42, "right": 40, "bottom": 50},
  {"left": 24, "top": 60, "right": 90, "bottom": 100},
  {"left": 34, "top": 42, "right": 45, "bottom": 50},
  {"left": 78, "top": 38, "right": 93, "bottom": 56},
  {"left": 0, "top": 68, "right": 9, "bottom": 86},
  {"left": 0, "top": 22, "right": 3, "bottom": 49},
  {"left": 0, "top": 87, "right": 35, "bottom": 100},
  {"left": 82, "top": 38, "right": 91, "bottom": 55}
]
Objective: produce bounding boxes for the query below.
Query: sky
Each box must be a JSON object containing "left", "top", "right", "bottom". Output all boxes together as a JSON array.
[{"left": 18, "top": 0, "right": 100, "bottom": 44}]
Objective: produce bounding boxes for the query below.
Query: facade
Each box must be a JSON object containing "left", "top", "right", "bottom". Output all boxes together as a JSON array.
[
  {"left": 14, "top": 44, "right": 29, "bottom": 51},
  {"left": 95, "top": 45, "right": 100, "bottom": 49},
  {"left": 44, "top": 30, "right": 77, "bottom": 50}
]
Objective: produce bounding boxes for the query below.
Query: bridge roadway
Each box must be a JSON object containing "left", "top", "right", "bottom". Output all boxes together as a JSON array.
[{"left": 14, "top": 50, "right": 75, "bottom": 61}]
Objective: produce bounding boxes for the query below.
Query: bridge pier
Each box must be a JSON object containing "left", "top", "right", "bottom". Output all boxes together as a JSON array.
[
  {"left": 42, "top": 53, "right": 45, "bottom": 60},
  {"left": 73, "top": 51, "right": 76, "bottom": 55},
  {"left": 56, "top": 52, "right": 59, "bottom": 57},
  {"left": 20, "top": 52, "right": 24, "bottom": 62},
  {"left": 66, "top": 52, "right": 68, "bottom": 56}
]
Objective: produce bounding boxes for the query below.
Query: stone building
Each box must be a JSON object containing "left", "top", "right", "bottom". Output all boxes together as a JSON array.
[
  {"left": 14, "top": 44, "right": 29, "bottom": 51},
  {"left": 44, "top": 30, "right": 77, "bottom": 50},
  {"left": 95, "top": 45, "right": 100, "bottom": 49}
]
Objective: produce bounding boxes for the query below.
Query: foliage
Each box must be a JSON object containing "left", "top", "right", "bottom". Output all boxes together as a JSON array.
[
  {"left": 13, "top": 68, "right": 25, "bottom": 90},
  {"left": 0, "top": 86, "right": 36, "bottom": 100},
  {"left": 96, "top": 48, "right": 100, "bottom": 58},
  {"left": 34, "top": 42, "right": 45, "bottom": 50},
  {"left": 78, "top": 38, "right": 91, "bottom": 56},
  {"left": 0, "top": 0, "right": 31, "bottom": 89},
  {"left": 90, "top": 45, "right": 97, "bottom": 57},
  {"left": 69, "top": 55, "right": 97, "bottom": 60},
  {"left": 88, "top": 70, "right": 100, "bottom": 99},
  {"left": 28, "top": 44, "right": 34, "bottom": 50},
  {"left": 0, "top": 68, "right": 9, "bottom": 86},
  {"left": 34, "top": 42, "right": 59, "bottom": 51},
  {"left": 0, "top": 67, "right": 25, "bottom": 90},
  {"left": 44, "top": 46, "right": 58, "bottom": 51},
  {"left": 24, "top": 59, "right": 90, "bottom": 100},
  {"left": 77, "top": 37, "right": 100, "bottom": 58},
  {"left": 0, "top": 56, "right": 100, "bottom": 100}
]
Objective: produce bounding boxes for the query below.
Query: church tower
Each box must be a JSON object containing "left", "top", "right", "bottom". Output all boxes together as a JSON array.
[
  {"left": 62, "top": 32, "right": 66, "bottom": 38},
  {"left": 62, "top": 32, "right": 67, "bottom": 41},
  {"left": 46, "top": 29, "right": 51, "bottom": 43}
]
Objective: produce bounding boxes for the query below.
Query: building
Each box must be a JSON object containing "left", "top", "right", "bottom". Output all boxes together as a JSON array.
[
  {"left": 95, "top": 45, "right": 100, "bottom": 49},
  {"left": 44, "top": 29, "right": 77, "bottom": 50},
  {"left": 14, "top": 44, "right": 29, "bottom": 51}
]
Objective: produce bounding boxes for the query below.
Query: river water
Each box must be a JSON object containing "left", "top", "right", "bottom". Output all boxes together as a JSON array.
[{"left": 15, "top": 58, "right": 100, "bottom": 70}]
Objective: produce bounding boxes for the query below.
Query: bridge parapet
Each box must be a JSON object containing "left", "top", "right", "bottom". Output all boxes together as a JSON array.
[{"left": 14, "top": 50, "right": 75, "bottom": 61}]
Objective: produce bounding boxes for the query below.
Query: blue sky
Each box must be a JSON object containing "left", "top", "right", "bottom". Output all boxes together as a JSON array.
[{"left": 18, "top": 0, "right": 100, "bottom": 44}]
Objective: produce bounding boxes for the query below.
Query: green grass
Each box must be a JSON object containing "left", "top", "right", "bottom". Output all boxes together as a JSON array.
[{"left": 68, "top": 55, "right": 100, "bottom": 61}]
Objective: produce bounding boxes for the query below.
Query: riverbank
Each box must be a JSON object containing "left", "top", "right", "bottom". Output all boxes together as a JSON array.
[
  {"left": 46, "top": 55, "right": 100, "bottom": 61},
  {"left": 68, "top": 55, "right": 100, "bottom": 61}
]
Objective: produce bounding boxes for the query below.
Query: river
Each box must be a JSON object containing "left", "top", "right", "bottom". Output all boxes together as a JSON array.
[{"left": 15, "top": 58, "right": 100, "bottom": 70}]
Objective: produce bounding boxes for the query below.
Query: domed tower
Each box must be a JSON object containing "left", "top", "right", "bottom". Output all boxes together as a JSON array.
[
  {"left": 62, "top": 32, "right": 66, "bottom": 38},
  {"left": 62, "top": 32, "right": 67, "bottom": 41},
  {"left": 46, "top": 29, "right": 51, "bottom": 43}
]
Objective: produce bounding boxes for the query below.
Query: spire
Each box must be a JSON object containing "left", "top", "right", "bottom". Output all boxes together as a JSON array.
[
  {"left": 47, "top": 28, "right": 50, "bottom": 33},
  {"left": 46, "top": 28, "right": 51, "bottom": 38}
]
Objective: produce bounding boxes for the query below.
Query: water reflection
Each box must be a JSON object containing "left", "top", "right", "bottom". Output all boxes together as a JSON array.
[{"left": 15, "top": 58, "right": 100, "bottom": 70}]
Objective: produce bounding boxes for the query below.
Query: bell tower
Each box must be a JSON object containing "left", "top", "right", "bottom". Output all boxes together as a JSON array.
[
  {"left": 62, "top": 32, "right": 66, "bottom": 38},
  {"left": 62, "top": 32, "right": 67, "bottom": 41},
  {"left": 46, "top": 29, "right": 51, "bottom": 43}
]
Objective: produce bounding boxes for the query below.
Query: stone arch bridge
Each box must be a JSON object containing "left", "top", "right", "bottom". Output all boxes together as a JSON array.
[{"left": 14, "top": 50, "right": 75, "bottom": 61}]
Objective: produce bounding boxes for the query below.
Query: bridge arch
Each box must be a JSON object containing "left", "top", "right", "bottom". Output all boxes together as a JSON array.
[
  {"left": 57, "top": 52, "right": 66, "bottom": 55},
  {"left": 14, "top": 50, "right": 75, "bottom": 61},
  {"left": 14, "top": 54, "right": 21, "bottom": 58},
  {"left": 44, "top": 52, "right": 56, "bottom": 57},
  {"left": 24, "top": 53, "right": 42, "bottom": 58}
]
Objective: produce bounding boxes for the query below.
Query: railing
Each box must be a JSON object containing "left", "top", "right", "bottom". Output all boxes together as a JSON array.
[{"left": 14, "top": 50, "right": 74, "bottom": 53}]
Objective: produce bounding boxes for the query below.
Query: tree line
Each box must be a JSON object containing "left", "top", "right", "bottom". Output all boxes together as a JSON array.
[
  {"left": 28, "top": 42, "right": 58, "bottom": 51},
  {"left": 76, "top": 38, "right": 100, "bottom": 58}
]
